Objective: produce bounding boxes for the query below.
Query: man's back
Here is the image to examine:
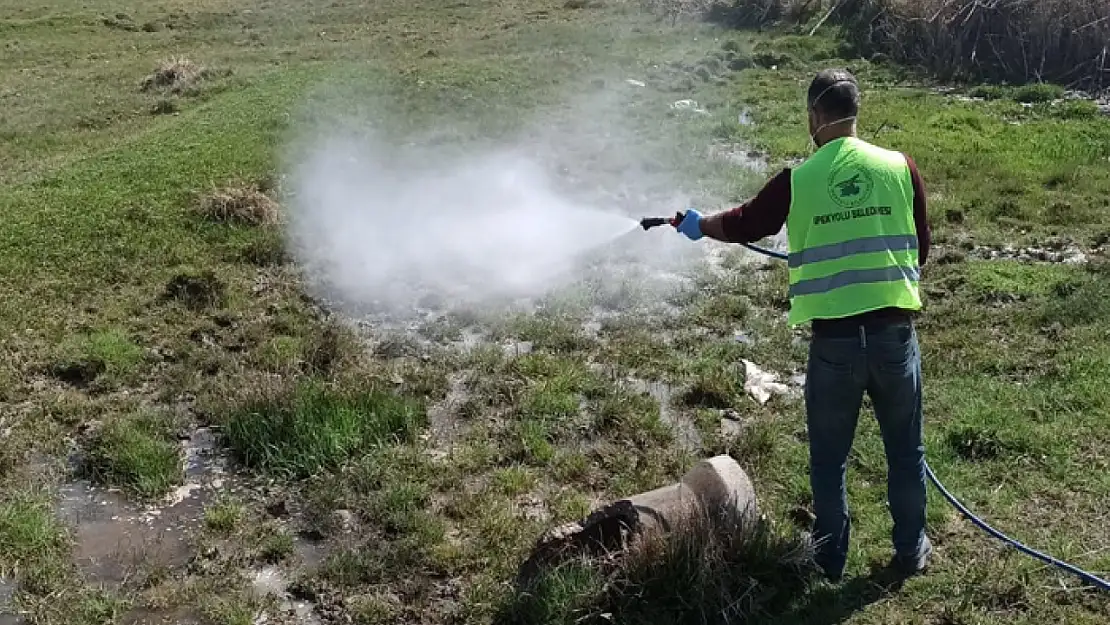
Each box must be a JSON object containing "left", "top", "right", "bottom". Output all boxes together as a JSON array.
[{"left": 784, "top": 136, "right": 923, "bottom": 326}]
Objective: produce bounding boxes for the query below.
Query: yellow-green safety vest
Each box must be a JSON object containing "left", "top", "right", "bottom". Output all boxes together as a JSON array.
[{"left": 786, "top": 136, "right": 922, "bottom": 326}]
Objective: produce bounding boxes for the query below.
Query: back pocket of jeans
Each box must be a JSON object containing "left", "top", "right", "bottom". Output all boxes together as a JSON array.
[
  {"left": 810, "top": 339, "right": 854, "bottom": 373},
  {"left": 875, "top": 338, "right": 914, "bottom": 373}
]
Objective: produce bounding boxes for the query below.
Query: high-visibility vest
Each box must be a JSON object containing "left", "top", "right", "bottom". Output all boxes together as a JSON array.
[{"left": 786, "top": 136, "right": 922, "bottom": 326}]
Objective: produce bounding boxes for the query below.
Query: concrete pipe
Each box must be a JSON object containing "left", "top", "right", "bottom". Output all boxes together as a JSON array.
[
  {"left": 516, "top": 455, "right": 759, "bottom": 586},
  {"left": 627, "top": 454, "right": 759, "bottom": 535}
]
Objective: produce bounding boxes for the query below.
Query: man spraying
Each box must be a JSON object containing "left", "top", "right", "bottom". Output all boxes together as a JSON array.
[{"left": 676, "top": 69, "right": 932, "bottom": 582}]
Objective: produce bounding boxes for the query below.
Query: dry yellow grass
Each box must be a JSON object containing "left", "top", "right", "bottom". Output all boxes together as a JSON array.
[
  {"left": 708, "top": 0, "right": 1109, "bottom": 87},
  {"left": 140, "top": 56, "right": 213, "bottom": 94},
  {"left": 844, "top": 0, "right": 1109, "bottom": 87},
  {"left": 197, "top": 184, "right": 283, "bottom": 226}
]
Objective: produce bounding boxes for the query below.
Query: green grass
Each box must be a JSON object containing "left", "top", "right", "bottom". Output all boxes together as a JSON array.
[
  {"left": 0, "top": 491, "right": 70, "bottom": 577},
  {"left": 222, "top": 381, "right": 425, "bottom": 479},
  {"left": 499, "top": 560, "right": 603, "bottom": 625},
  {"left": 50, "top": 329, "right": 145, "bottom": 389},
  {"left": 80, "top": 412, "right": 183, "bottom": 499},
  {"left": 201, "top": 593, "right": 258, "bottom": 625},
  {"left": 499, "top": 508, "right": 820, "bottom": 625},
  {"left": 203, "top": 497, "right": 245, "bottom": 534},
  {"left": 2, "top": 0, "right": 1109, "bottom": 624},
  {"left": 968, "top": 83, "right": 1067, "bottom": 104},
  {"left": 0, "top": 491, "right": 128, "bottom": 625}
]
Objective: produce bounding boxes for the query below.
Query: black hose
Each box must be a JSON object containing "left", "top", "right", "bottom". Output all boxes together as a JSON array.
[{"left": 741, "top": 241, "right": 1110, "bottom": 591}]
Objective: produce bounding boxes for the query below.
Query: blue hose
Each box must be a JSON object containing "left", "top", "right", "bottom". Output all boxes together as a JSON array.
[{"left": 741, "top": 241, "right": 1110, "bottom": 592}]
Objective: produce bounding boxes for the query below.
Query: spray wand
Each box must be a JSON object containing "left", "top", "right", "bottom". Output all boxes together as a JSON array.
[
  {"left": 640, "top": 211, "right": 787, "bottom": 260},
  {"left": 639, "top": 212, "right": 684, "bottom": 231}
]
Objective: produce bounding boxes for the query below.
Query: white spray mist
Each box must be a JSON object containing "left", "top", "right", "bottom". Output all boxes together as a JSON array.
[{"left": 282, "top": 82, "right": 713, "bottom": 320}]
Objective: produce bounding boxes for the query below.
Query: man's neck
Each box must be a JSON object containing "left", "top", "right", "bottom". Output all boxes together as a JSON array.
[{"left": 815, "top": 124, "right": 857, "bottom": 148}]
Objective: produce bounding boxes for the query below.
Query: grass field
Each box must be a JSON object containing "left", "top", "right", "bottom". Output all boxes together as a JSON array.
[{"left": 1, "top": 1, "right": 1109, "bottom": 624}]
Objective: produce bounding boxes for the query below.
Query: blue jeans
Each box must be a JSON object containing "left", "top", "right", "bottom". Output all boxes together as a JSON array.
[{"left": 805, "top": 318, "right": 928, "bottom": 579}]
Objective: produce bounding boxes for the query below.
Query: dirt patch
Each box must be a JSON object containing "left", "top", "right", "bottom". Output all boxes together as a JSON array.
[
  {"left": 198, "top": 184, "right": 282, "bottom": 226},
  {"left": 516, "top": 499, "right": 639, "bottom": 586},
  {"left": 163, "top": 270, "right": 227, "bottom": 310},
  {"left": 102, "top": 13, "right": 138, "bottom": 32},
  {"left": 946, "top": 426, "right": 1028, "bottom": 462},
  {"left": 48, "top": 359, "right": 105, "bottom": 388},
  {"left": 150, "top": 99, "right": 178, "bottom": 116}
]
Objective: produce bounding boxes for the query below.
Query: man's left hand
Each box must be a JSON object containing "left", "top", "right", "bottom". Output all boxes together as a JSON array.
[{"left": 676, "top": 209, "right": 704, "bottom": 241}]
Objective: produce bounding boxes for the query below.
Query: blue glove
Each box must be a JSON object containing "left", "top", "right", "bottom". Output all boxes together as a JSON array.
[{"left": 677, "top": 209, "right": 704, "bottom": 241}]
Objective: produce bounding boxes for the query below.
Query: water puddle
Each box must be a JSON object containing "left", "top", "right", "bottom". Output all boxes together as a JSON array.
[
  {"left": 626, "top": 377, "right": 703, "bottom": 451},
  {"left": 720, "top": 410, "right": 745, "bottom": 438},
  {"left": 56, "top": 428, "right": 228, "bottom": 588},
  {"left": 251, "top": 565, "right": 322, "bottom": 625},
  {"left": 670, "top": 99, "right": 708, "bottom": 115},
  {"left": 707, "top": 142, "right": 766, "bottom": 171},
  {"left": 426, "top": 374, "right": 473, "bottom": 452},
  {"left": 500, "top": 339, "right": 534, "bottom": 356},
  {"left": 969, "top": 244, "right": 1088, "bottom": 264},
  {"left": 122, "top": 607, "right": 205, "bottom": 625},
  {"left": 0, "top": 577, "right": 18, "bottom": 625},
  {"left": 452, "top": 328, "right": 485, "bottom": 352},
  {"left": 582, "top": 306, "right": 622, "bottom": 339},
  {"left": 292, "top": 537, "right": 330, "bottom": 571}
]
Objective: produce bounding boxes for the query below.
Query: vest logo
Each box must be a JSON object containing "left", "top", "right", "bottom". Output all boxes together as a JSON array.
[{"left": 827, "top": 163, "right": 874, "bottom": 209}]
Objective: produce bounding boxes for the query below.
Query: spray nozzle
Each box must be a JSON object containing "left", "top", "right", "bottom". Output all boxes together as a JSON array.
[{"left": 640, "top": 212, "right": 687, "bottom": 231}]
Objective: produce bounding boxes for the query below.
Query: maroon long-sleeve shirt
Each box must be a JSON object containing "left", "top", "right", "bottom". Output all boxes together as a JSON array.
[{"left": 716, "top": 154, "right": 930, "bottom": 266}]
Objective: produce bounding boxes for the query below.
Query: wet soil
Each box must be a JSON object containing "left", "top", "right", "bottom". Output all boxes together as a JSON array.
[
  {"left": 121, "top": 607, "right": 206, "bottom": 625},
  {"left": 0, "top": 577, "right": 17, "bottom": 625},
  {"left": 252, "top": 565, "right": 323, "bottom": 625},
  {"left": 57, "top": 428, "right": 226, "bottom": 588},
  {"left": 626, "top": 376, "right": 703, "bottom": 451},
  {"left": 426, "top": 373, "right": 472, "bottom": 450}
]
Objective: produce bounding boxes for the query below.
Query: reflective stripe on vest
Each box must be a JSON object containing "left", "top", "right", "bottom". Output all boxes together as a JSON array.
[
  {"left": 785, "top": 137, "right": 922, "bottom": 326},
  {"left": 787, "top": 234, "right": 918, "bottom": 269},
  {"left": 788, "top": 265, "right": 920, "bottom": 298}
]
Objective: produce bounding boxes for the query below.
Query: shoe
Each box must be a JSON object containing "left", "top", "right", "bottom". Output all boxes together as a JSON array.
[
  {"left": 814, "top": 549, "right": 844, "bottom": 583},
  {"left": 891, "top": 535, "right": 932, "bottom": 577}
]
